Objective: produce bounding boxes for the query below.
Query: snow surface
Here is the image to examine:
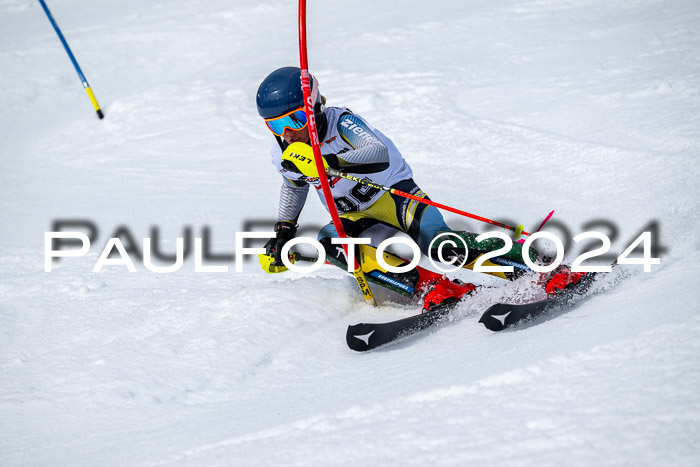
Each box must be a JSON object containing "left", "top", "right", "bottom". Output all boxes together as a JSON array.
[{"left": 2, "top": 0, "right": 700, "bottom": 465}]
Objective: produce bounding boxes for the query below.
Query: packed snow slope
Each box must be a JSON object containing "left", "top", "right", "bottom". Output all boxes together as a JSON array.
[{"left": 2, "top": 0, "right": 700, "bottom": 465}]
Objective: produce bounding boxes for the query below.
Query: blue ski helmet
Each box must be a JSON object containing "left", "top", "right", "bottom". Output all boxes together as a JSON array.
[{"left": 256, "top": 66, "right": 322, "bottom": 119}]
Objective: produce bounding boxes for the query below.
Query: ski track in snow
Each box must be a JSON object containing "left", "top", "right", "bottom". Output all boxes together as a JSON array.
[{"left": 1, "top": 0, "right": 700, "bottom": 465}]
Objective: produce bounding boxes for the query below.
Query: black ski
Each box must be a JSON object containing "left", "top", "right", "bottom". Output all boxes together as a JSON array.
[
  {"left": 479, "top": 270, "right": 601, "bottom": 331},
  {"left": 348, "top": 265, "right": 616, "bottom": 349},
  {"left": 479, "top": 296, "right": 566, "bottom": 331},
  {"left": 346, "top": 302, "right": 457, "bottom": 352}
]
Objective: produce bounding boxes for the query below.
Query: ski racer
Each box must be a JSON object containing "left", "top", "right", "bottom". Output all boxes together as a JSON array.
[{"left": 255, "top": 66, "right": 578, "bottom": 311}]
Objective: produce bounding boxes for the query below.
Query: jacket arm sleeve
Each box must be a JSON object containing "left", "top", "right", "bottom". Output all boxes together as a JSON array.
[
  {"left": 329, "top": 112, "right": 390, "bottom": 174},
  {"left": 277, "top": 176, "right": 309, "bottom": 223}
]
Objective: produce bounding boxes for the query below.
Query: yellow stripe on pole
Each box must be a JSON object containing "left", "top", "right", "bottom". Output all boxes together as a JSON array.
[
  {"left": 84, "top": 86, "right": 104, "bottom": 119},
  {"left": 85, "top": 86, "right": 101, "bottom": 111}
]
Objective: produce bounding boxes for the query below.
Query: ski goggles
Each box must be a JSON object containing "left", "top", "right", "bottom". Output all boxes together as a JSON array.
[{"left": 264, "top": 107, "right": 308, "bottom": 136}]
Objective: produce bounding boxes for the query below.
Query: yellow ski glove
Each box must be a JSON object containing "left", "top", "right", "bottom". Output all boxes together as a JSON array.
[
  {"left": 259, "top": 253, "right": 291, "bottom": 273},
  {"left": 281, "top": 142, "right": 329, "bottom": 178},
  {"left": 259, "top": 221, "right": 297, "bottom": 273}
]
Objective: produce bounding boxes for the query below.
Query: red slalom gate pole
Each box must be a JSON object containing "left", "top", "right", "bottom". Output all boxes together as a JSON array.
[{"left": 298, "top": 0, "right": 376, "bottom": 306}]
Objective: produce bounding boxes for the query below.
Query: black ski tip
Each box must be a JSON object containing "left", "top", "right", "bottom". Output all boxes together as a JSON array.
[
  {"left": 480, "top": 298, "right": 563, "bottom": 331},
  {"left": 346, "top": 323, "right": 378, "bottom": 352},
  {"left": 479, "top": 304, "right": 514, "bottom": 332},
  {"left": 479, "top": 266, "right": 613, "bottom": 333},
  {"left": 96, "top": 108, "right": 104, "bottom": 119}
]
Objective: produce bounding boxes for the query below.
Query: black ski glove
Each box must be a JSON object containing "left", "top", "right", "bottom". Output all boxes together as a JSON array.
[{"left": 264, "top": 221, "right": 298, "bottom": 265}]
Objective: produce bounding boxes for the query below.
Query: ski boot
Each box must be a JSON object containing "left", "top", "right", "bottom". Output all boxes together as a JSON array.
[
  {"left": 541, "top": 265, "right": 593, "bottom": 297},
  {"left": 422, "top": 278, "right": 476, "bottom": 313}
]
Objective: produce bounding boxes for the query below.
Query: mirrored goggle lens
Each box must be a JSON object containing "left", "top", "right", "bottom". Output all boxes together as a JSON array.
[{"left": 265, "top": 109, "right": 308, "bottom": 136}]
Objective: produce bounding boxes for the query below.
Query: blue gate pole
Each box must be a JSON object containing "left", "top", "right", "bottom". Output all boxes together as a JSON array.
[{"left": 38, "top": 0, "right": 104, "bottom": 119}]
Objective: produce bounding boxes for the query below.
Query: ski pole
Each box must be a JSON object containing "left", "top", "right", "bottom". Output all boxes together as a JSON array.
[
  {"left": 38, "top": 0, "right": 104, "bottom": 119},
  {"left": 326, "top": 168, "right": 532, "bottom": 237},
  {"left": 299, "top": 0, "right": 376, "bottom": 306}
]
